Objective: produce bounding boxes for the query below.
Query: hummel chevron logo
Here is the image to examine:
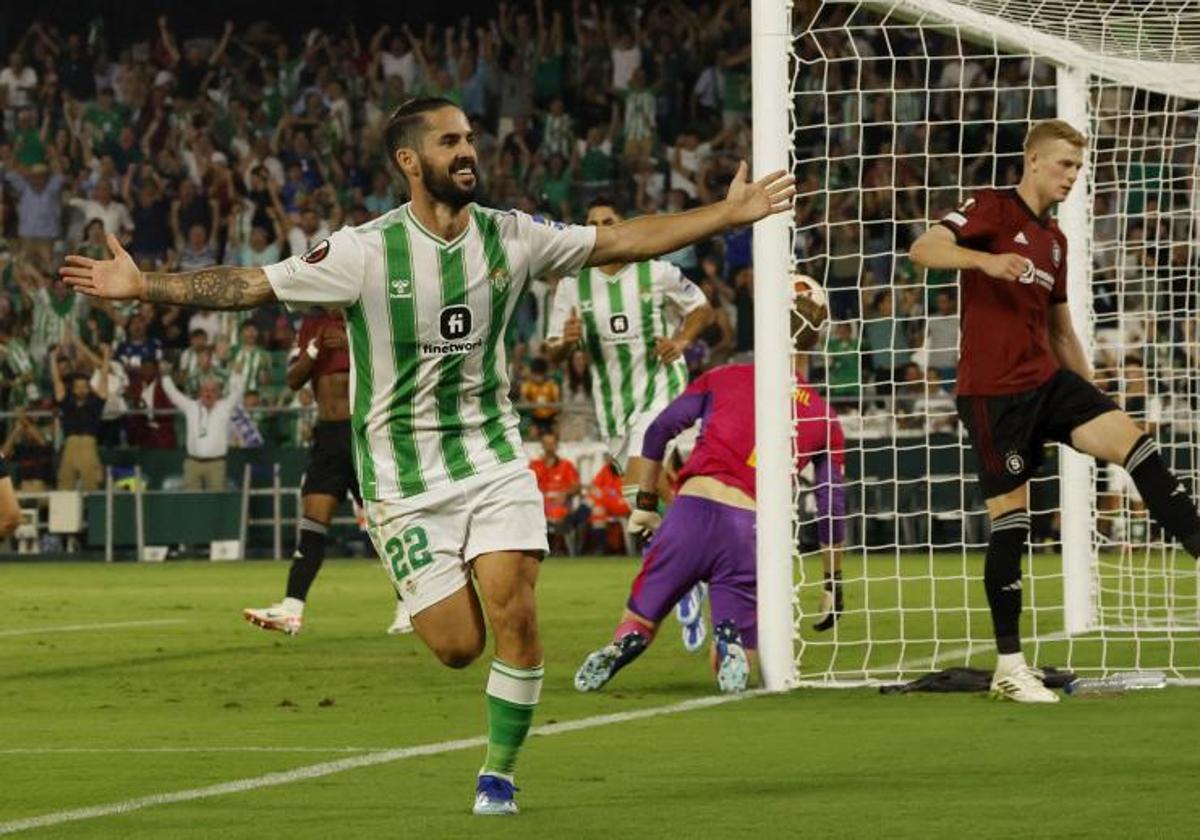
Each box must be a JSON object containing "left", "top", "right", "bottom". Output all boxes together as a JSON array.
[{"left": 1013, "top": 231, "right": 1029, "bottom": 244}]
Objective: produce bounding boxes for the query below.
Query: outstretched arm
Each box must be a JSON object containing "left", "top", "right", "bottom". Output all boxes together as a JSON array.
[
  {"left": 626, "top": 388, "right": 710, "bottom": 540},
  {"left": 60, "top": 234, "right": 275, "bottom": 311},
  {"left": 636, "top": 390, "right": 710, "bottom": 494},
  {"left": 588, "top": 161, "right": 793, "bottom": 266},
  {"left": 158, "top": 368, "right": 192, "bottom": 409}
]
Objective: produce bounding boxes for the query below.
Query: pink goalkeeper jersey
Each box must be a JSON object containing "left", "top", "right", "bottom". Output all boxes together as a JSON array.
[{"left": 663, "top": 364, "right": 845, "bottom": 500}]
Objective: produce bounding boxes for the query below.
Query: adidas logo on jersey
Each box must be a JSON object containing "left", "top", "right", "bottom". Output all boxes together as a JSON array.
[{"left": 1013, "top": 231, "right": 1029, "bottom": 244}]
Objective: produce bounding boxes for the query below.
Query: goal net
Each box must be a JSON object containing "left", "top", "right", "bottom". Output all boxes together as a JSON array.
[{"left": 771, "top": 0, "right": 1200, "bottom": 685}]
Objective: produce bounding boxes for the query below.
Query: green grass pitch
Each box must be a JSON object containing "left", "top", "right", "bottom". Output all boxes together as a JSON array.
[{"left": 2, "top": 557, "right": 1197, "bottom": 838}]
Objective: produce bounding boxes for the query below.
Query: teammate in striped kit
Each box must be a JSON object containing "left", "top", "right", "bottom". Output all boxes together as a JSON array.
[
  {"left": 60, "top": 96, "right": 795, "bottom": 815},
  {"left": 546, "top": 198, "right": 713, "bottom": 474},
  {"left": 546, "top": 199, "right": 714, "bottom": 651}
]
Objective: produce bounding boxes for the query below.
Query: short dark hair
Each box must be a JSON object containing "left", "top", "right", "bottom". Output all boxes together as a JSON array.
[
  {"left": 384, "top": 96, "right": 459, "bottom": 166},
  {"left": 530, "top": 357, "right": 549, "bottom": 375},
  {"left": 586, "top": 195, "right": 618, "bottom": 212}
]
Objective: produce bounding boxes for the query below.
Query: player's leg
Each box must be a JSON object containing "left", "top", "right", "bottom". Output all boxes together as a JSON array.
[
  {"left": 1069, "top": 409, "right": 1200, "bottom": 559},
  {"left": 957, "top": 392, "right": 1057, "bottom": 703},
  {"left": 408, "top": 584, "right": 488, "bottom": 667},
  {"left": 244, "top": 492, "right": 340, "bottom": 635},
  {"left": 704, "top": 502, "right": 758, "bottom": 693},
  {"left": 472, "top": 551, "right": 543, "bottom": 785},
  {"left": 460, "top": 467, "right": 550, "bottom": 815},
  {"left": 575, "top": 494, "right": 717, "bottom": 691},
  {"left": 244, "top": 422, "right": 347, "bottom": 634},
  {"left": 369, "top": 488, "right": 484, "bottom": 668},
  {"left": 622, "top": 416, "right": 708, "bottom": 647},
  {"left": 629, "top": 448, "right": 708, "bottom": 650},
  {"left": 574, "top": 604, "right": 661, "bottom": 693}
]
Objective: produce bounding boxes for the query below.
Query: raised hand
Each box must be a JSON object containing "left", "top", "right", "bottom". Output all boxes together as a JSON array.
[
  {"left": 723, "top": 161, "right": 796, "bottom": 227},
  {"left": 59, "top": 234, "right": 143, "bottom": 301},
  {"left": 562, "top": 306, "right": 583, "bottom": 345}
]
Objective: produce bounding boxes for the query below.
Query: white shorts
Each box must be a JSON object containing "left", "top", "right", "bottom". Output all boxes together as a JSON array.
[
  {"left": 365, "top": 463, "right": 548, "bottom": 616},
  {"left": 605, "top": 410, "right": 659, "bottom": 468}
]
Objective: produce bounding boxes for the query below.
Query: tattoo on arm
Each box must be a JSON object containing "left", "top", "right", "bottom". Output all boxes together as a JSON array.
[{"left": 143, "top": 267, "right": 274, "bottom": 310}]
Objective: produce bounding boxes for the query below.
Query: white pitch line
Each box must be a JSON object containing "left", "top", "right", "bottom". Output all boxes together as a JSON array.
[
  {"left": 0, "top": 619, "right": 187, "bottom": 638},
  {"left": 0, "top": 690, "right": 763, "bottom": 836},
  {"left": 0, "top": 747, "right": 379, "bottom": 755}
]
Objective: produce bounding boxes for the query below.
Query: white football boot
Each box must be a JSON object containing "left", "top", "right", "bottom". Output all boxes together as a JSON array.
[
  {"left": 243, "top": 603, "right": 302, "bottom": 636},
  {"left": 990, "top": 661, "right": 1060, "bottom": 703}
]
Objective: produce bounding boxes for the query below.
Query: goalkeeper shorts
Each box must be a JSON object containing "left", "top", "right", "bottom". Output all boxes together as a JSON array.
[{"left": 627, "top": 495, "right": 758, "bottom": 649}]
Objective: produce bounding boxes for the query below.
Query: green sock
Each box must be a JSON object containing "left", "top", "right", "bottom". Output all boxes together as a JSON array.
[{"left": 482, "top": 659, "right": 544, "bottom": 778}]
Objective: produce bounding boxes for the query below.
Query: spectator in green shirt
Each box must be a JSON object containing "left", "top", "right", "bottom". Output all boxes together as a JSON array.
[
  {"left": 827, "top": 321, "right": 862, "bottom": 403},
  {"left": 83, "top": 88, "right": 126, "bottom": 149},
  {"left": 12, "top": 108, "right": 48, "bottom": 166}
]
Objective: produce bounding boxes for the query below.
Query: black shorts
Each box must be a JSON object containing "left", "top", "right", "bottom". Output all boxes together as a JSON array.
[
  {"left": 956, "top": 369, "right": 1118, "bottom": 499},
  {"left": 301, "top": 420, "right": 361, "bottom": 503}
]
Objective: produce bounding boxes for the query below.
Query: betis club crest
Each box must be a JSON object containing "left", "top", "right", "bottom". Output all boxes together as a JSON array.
[{"left": 489, "top": 266, "right": 511, "bottom": 291}]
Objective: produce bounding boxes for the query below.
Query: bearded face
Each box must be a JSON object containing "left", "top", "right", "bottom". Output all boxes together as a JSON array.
[{"left": 417, "top": 150, "right": 479, "bottom": 209}]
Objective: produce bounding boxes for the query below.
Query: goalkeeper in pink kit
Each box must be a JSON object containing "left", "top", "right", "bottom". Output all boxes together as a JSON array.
[{"left": 574, "top": 295, "right": 846, "bottom": 692}]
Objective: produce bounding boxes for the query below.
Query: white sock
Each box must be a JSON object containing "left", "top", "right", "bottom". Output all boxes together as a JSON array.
[
  {"left": 995, "top": 651, "right": 1026, "bottom": 674},
  {"left": 281, "top": 597, "right": 305, "bottom": 616}
]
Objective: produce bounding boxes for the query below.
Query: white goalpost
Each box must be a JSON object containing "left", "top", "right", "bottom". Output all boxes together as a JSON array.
[
  {"left": 753, "top": 0, "right": 800, "bottom": 691},
  {"left": 754, "top": 0, "right": 1200, "bottom": 686}
]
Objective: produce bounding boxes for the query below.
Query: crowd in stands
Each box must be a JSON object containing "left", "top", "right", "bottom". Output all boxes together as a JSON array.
[
  {"left": 0, "top": 0, "right": 765, "bottom": 547},
  {"left": 2, "top": 0, "right": 1195, "bottom": 522},
  {"left": 791, "top": 2, "right": 1200, "bottom": 436}
]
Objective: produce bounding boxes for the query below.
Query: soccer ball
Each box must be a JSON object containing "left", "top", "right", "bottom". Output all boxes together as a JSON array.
[{"left": 791, "top": 273, "right": 828, "bottom": 350}]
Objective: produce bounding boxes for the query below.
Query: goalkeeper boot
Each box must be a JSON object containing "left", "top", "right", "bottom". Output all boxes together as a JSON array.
[
  {"left": 713, "top": 620, "right": 750, "bottom": 694},
  {"left": 574, "top": 631, "right": 649, "bottom": 692},
  {"left": 387, "top": 600, "right": 413, "bottom": 635},
  {"left": 676, "top": 582, "right": 708, "bottom": 653},
  {"left": 990, "top": 661, "right": 1060, "bottom": 704},
  {"left": 473, "top": 774, "right": 518, "bottom": 816},
  {"left": 242, "top": 603, "right": 302, "bottom": 636},
  {"left": 812, "top": 574, "right": 844, "bottom": 632}
]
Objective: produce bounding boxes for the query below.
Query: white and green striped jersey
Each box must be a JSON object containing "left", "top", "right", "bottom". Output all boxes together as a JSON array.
[
  {"left": 548, "top": 260, "right": 706, "bottom": 440},
  {"left": 178, "top": 346, "right": 203, "bottom": 382},
  {"left": 2, "top": 337, "right": 34, "bottom": 378},
  {"left": 622, "top": 88, "right": 657, "bottom": 142},
  {"left": 30, "top": 288, "right": 86, "bottom": 359},
  {"left": 263, "top": 203, "right": 596, "bottom": 502},
  {"left": 231, "top": 344, "right": 271, "bottom": 389}
]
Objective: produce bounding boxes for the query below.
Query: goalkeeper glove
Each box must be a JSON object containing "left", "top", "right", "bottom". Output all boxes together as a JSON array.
[{"left": 627, "top": 491, "right": 662, "bottom": 545}]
